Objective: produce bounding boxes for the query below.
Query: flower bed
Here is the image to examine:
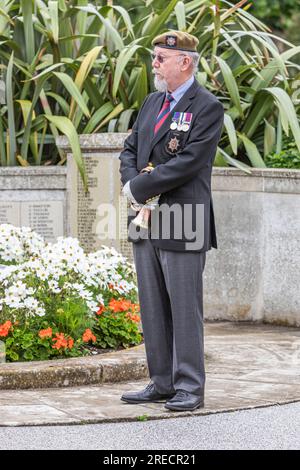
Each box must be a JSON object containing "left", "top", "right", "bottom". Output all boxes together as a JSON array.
[{"left": 0, "top": 224, "right": 142, "bottom": 362}]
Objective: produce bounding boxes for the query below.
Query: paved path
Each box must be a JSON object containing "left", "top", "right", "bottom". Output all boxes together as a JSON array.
[
  {"left": 1, "top": 402, "right": 300, "bottom": 449},
  {"left": 0, "top": 322, "right": 299, "bottom": 426}
]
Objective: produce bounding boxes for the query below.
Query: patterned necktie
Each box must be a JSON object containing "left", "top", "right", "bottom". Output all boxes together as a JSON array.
[{"left": 154, "top": 93, "right": 174, "bottom": 135}]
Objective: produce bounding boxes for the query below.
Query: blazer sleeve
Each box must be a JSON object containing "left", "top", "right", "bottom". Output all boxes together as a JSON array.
[
  {"left": 129, "top": 99, "right": 224, "bottom": 204},
  {"left": 118, "top": 95, "right": 150, "bottom": 186}
]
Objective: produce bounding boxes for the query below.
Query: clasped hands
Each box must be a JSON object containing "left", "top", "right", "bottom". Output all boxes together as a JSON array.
[{"left": 122, "top": 163, "right": 160, "bottom": 229}]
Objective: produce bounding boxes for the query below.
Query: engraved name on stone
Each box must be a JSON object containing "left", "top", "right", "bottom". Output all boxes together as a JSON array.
[
  {"left": 0, "top": 202, "right": 20, "bottom": 225},
  {"left": 21, "top": 201, "right": 64, "bottom": 242}
]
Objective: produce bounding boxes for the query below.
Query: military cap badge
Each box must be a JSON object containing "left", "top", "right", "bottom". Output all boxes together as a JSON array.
[{"left": 166, "top": 35, "right": 177, "bottom": 47}]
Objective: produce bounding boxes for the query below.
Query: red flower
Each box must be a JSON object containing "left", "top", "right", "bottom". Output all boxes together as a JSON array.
[
  {"left": 96, "top": 305, "right": 105, "bottom": 316},
  {"left": 130, "top": 303, "right": 140, "bottom": 313},
  {"left": 52, "top": 332, "right": 69, "bottom": 350},
  {"left": 39, "top": 327, "right": 53, "bottom": 339},
  {"left": 125, "top": 312, "right": 141, "bottom": 323},
  {"left": 109, "top": 298, "right": 132, "bottom": 313},
  {"left": 82, "top": 328, "right": 96, "bottom": 343},
  {"left": 0, "top": 321, "right": 12, "bottom": 337}
]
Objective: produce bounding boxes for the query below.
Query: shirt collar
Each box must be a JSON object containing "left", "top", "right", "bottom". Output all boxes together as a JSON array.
[{"left": 168, "top": 75, "right": 195, "bottom": 104}]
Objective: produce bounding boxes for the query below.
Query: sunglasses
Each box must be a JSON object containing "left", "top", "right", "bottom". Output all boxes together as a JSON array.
[{"left": 151, "top": 53, "right": 186, "bottom": 63}]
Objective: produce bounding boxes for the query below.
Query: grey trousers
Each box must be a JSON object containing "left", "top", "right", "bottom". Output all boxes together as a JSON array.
[{"left": 132, "top": 238, "right": 206, "bottom": 397}]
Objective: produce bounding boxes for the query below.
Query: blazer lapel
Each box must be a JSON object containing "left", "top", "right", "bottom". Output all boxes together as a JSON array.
[
  {"left": 148, "top": 92, "right": 165, "bottom": 142},
  {"left": 149, "top": 79, "right": 200, "bottom": 152},
  {"left": 139, "top": 92, "right": 165, "bottom": 168}
]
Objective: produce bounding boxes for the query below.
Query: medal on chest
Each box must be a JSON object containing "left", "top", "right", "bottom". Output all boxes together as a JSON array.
[
  {"left": 170, "top": 112, "right": 193, "bottom": 132},
  {"left": 170, "top": 112, "right": 180, "bottom": 130}
]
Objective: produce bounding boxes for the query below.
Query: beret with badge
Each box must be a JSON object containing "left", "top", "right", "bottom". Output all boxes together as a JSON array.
[{"left": 151, "top": 30, "right": 199, "bottom": 52}]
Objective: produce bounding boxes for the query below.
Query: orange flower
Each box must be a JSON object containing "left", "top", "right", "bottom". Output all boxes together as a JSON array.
[
  {"left": 130, "top": 303, "right": 140, "bottom": 313},
  {"left": 0, "top": 320, "right": 12, "bottom": 337},
  {"left": 120, "top": 299, "right": 133, "bottom": 311},
  {"left": 108, "top": 299, "right": 120, "bottom": 312},
  {"left": 109, "top": 298, "right": 132, "bottom": 313},
  {"left": 39, "top": 327, "right": 53, "bottom": 339},
  {"left": 125, "top": 312, "right": 141, "bottom": 323},
  {"left": 52, "top": 332, "right": 69, "bottom": 350},
  {"left": 68, "top": 338, "right": 74, "bottom": 349},
  {"left": 82, "top": 328, "right": 96, "bottom": 343},
  {"left": 96, "top": 305, "right": 105, "bottom": 316}
]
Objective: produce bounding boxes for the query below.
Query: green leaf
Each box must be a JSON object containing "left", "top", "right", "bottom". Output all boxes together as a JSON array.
[
  {"left": 6, "top": 51, "right": 16, "bottom": 165},
  {"left": 241, "top": 93, "right": 273, "bottom": 139},
  {"left": 76, "top": 5, "right": 124, "bottom": 50},
  {"left": 142, "top": 0, "right": 179, "bottom": 46},
  {"left": 53, "top": 72, "right": 90, "bottom": 119},
  {"left": 78, "top": 16, "right": 103, "bottom": 56},
  {"left": 0, "top": 112, "right": 6, "bottom": 165},
  {"left": 250, "top": 62, "right": 278, "bottom": 99},
  {"left": 263, "top": 87, "right": 300, "bottom": 153},
  {"left": 75, "top": 0, "right": 88, "bottom": 36},
  {"left": 175, "top": 1, "right": 186, "bottom": 31},
  {"left": 238, "top": 133, "right": 266, "bottom": 168},
  {"left": 223, "top": 113, "right": 238, "bottom": 155},
  {"left": 215, "top": 55, "right": 243, "bottom": 118},
  {"left": 111, "top": 5, "right": 135, "bottom": 39},
  {"left": 49, "top": 1, "right": 59, "bottom": 44},
  {"left": 108, "top": 118, "right": 118, "bottom": 132},
  {"left": 117, "top": 109, "right": 135, "bottom": 132},
  {"left": 113, "top": 45, "right": 143, "bottom": 99},
  {"left": 276, "top": 115, "right": 282, "bottom": 154},
  {"left": 24, "top": 62, "right": 64, "bottom": 82},
  {"left": 39, "top": 88, "right": 64, "bottom": 162},
  {"left": 217, "top": 147, "right": 252, "bottom": 174},
  {"left": 82, "top": 102, "right": 113, "bottom": 134},
  {"left": 264, "top": 119, "right": 276, "bottom": 157},
  {"left": 9, "top": 350, "right": 19, "bottom": 361},
  {"left": 229, "top": 30, "right": 288, "bottom": 87},
  {"left": 21, "top": 0, "right": 35, "bottom": 63},
  {"left": 69, "top": 46, "right": 102, "bottom": 120},
  {"left": 46, "top": 115, "right": 87, "bottom": 191},
  {"left": 46, "top": 91, "right": 70, "bottom": 115},
  {"left": 16, "top": 99, "right": 39, "bottom": 164},
  {"left": 93, "top": 103, "right": 124, "bottom": 133},
  {"left": 128, "top": 63, "right": 148, "bottom": 109}
]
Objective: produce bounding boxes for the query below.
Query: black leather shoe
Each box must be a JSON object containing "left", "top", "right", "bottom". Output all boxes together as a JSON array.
[
  {"left": 121, "top": 382, "right": 176, "bottom": 404},
  {"left": 164, "top": 390, "right": 204, "bottom": 411}
]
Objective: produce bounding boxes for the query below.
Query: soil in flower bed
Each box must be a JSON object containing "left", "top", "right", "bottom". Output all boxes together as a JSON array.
[{"left": 84, "top": 341, "right": 144, "bottom": 357}]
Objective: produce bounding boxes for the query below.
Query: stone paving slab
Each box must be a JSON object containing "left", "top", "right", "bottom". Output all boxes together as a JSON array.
[{"left": 0, "top": 322, "right": 299, "bottom": 426}]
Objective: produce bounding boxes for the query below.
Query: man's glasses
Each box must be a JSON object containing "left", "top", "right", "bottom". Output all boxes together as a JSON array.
[{"left": 151, "top": 53, "right": 186, "bottom": 63}]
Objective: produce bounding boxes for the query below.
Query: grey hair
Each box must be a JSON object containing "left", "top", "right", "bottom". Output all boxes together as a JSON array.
[{"left": 177, "top": 51, "right": 200, "bottom": 75}]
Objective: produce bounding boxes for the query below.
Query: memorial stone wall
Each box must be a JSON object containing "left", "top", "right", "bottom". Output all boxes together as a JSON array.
[
  {"left": 57, "top": 133, "right": 132, "bottom": 259},
  {"left": 0, "top": 166, "right": 67, "bottom": 242}
]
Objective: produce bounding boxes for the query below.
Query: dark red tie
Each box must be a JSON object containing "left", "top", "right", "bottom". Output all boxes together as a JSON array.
[{"left": 154, "top": 93, "right": 174, "bottom": 135}]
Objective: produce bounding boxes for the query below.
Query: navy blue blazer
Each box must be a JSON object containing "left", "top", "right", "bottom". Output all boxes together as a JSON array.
[{"left": 119, "top": 78, "right": 224, "bottom": 252}]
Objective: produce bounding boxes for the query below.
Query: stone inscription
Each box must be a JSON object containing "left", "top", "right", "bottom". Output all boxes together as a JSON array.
[{"left": 0, "top": 201, "right": 64, "bottom": 242}]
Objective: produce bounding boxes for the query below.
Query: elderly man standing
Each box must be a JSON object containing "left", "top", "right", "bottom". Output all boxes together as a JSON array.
[{"left": 119, "top": 31, "right": 224, "bottom": 411}]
